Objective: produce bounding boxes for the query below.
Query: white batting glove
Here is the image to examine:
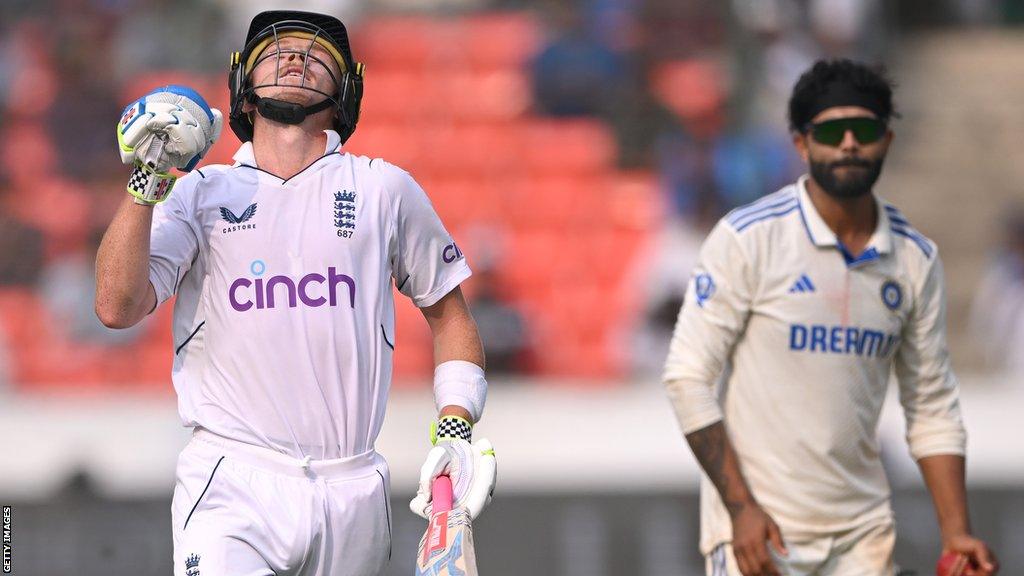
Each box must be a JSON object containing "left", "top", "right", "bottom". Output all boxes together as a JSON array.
[
  {"left": 410, "top": 418, "right": 496, "bottom": 520},
  {"left": 116, "top": 86, "right": 223, "bottom": 204}
]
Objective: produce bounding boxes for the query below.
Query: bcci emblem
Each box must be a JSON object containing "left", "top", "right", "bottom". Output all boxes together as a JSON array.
[
  {"left": 694, "top": 273, "right": 716, "bottom": 308},
  {"left": 185, "top": 553, "right": 201, "bottom": 576},
  {"left": 881, "top": 280, "right": 902, "bottom": 310},
  {"left": 334, "top": 190, "right": 356, "bottom": 238}
]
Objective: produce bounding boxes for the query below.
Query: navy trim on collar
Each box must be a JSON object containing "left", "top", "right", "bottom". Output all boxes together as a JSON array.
[{"left": 235, "top": 151, "right": 342, "bottom": 184}]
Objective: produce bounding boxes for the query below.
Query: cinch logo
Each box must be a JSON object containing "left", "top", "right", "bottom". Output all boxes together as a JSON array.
[
  {"left": 442, "top": 242, "right": 463, "bottom": 263},
  {"left": 229, "top": 260, "right": 356, "bottom": 311},
  {"left": 789, "top": 323, "right": 901, "bottom": 358}
]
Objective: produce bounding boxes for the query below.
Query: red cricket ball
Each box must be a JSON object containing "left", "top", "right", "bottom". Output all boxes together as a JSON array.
[{"left": 936, "top": 551, "right": 971, "bottom": 576}]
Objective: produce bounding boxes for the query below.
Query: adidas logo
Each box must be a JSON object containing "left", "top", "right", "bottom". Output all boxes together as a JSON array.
[{"left": 788, "top": 274, "right": 816, "bottom": 294}]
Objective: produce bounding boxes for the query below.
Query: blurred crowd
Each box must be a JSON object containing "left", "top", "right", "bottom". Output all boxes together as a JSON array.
[{"left": 1, "top": 0, "right": 1022, "bottom": 389}]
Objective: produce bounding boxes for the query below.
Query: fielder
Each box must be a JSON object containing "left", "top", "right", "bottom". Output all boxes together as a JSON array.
[
  {"left": 663, "top": 59, "right": 998, "bottom": 575},
  {"left": 96, "top": 11, "right": 495, "bottom": 575}
]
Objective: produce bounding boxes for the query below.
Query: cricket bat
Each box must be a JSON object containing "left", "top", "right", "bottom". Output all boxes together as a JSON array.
[{"left": 415, "top": 475, "right": 478, "bottom": 576}]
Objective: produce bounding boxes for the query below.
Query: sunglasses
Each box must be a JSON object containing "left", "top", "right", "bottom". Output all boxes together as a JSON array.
[{"left": 806, "top": 117, "right": 887, "bottom": 146}]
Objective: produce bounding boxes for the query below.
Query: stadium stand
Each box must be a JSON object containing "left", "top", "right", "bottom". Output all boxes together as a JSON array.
[{"left": 2, "top": 12, "right": 660, "bottom": 389}]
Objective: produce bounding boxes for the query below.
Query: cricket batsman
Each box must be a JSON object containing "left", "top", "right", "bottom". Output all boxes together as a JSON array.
[
  {"left": 662, "top": 59, "right": 998, "bottom": 575},
  {"left": 95, "top": 11, "right": 496, "bottom": 575}
]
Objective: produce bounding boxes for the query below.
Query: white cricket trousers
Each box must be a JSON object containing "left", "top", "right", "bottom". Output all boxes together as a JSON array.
[
  {"left": 172, "top": 429, "right": 393, "bottom": 576},
  {"left": 705, "top": 516, "right": 896, "bottom": 576}
]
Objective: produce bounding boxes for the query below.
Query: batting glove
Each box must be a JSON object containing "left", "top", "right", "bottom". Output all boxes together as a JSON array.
[
  {"left": 410, "top": 416, "right": 496, "bottom": 520},
  {"left": 117, "top": 85, "right": 223, "bottom": 204}
]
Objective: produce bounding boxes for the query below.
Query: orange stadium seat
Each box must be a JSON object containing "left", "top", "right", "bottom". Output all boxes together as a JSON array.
[
  {"left": 604, "top": 171, "right": 664, "bottom": 230},
  {"left": 419, "top": 177, "right": 506, "bottom": 228},
  {"left": 503, "top": 175, "right": 611, "bottom": 229},
  {"left": 546, "top": 283, "right": 609, "bottom": 336},
  {"left": 358, "top": 69, "right": 427, "bottom": 121},
  {"left": 462, "top": 13, "right": 542, "bottom": 70},
  {"left": 132, "top": 340, "right": 174, "bottom": 388},
  {"left": 391, "top": 290, "right": 434, "bottom": 383},
  {"left": 0, "top": 292, "right": 84, "bottom": 387},
  {"left": 445, "top": 71, "right": 531, "bottom": 122},
  {"left": 0, "top": 290, "right": 55, "bottom": 387},
  {"left": 417, "top": 123, "right": 523, "bottom": 177},
  {"left": 0, "top": 288, "right": 48, "bottom": 349},
  {"left": 356, "top": 18, "right": 441, "bottom": 70},
  {"left": 522, "top": 120, "right": 617, "bottom": 175},
  {"left": 573, "top": 230, "right": 646, "bottom": 284},
  {"left": 345, "top": 123, "right": 425, "bottom": 168},
  {"left": 503, "top": 230, "right": 562, "bottom": 291},
  {"left": 363, "top": 70, "right": 528, "bottom": 126}
]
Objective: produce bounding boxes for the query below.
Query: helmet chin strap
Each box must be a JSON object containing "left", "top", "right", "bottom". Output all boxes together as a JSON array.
[{"left": 254, "top": 95, "right": 335, "bottom": 125}]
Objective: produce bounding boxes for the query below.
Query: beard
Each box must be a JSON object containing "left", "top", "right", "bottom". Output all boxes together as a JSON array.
[{"left": 809, "top": 156, "right": 885, "bottom": 199}]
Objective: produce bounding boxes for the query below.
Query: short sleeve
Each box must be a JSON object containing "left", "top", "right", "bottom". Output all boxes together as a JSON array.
[
  {"left": 662, "top": 220, "right": 756, "bottom": 433},
  {"left": 384, "top": 164, "right": 471, "bottom": 307},
  {"left": 149, "top": 176, "right": 201, "bottom": 304}
]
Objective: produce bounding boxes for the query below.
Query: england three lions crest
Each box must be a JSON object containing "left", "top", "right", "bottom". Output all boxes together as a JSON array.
[
  {"left": 185, "top": 554, "right": 201, "bottom": 576},
  {"left": 334, "top": 190, "right": 356, "bottom": 238}
]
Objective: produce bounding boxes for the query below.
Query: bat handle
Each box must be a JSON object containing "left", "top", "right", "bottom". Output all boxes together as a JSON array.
[
  {"left": 144, "top": 132, "right": 169, "bottom": 170},
  {"left": 432, "top": 475, "right": 454, "bottom": 513}
]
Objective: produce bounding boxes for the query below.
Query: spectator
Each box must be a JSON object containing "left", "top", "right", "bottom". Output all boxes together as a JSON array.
[
  {"left": 969, "top": 209, "right": 1024, "bottom": 373},
  {"left": 531, "top": 3, "right": 625, "bottom": 117},
  {"left": 40, "top": 227, "right": 145, "bottom": 346},
  {"left": 626, "top": 203, "right": 718, "bottom": 380},
  {"left": 468, "top": 263, "right": 531, "bottom": 376},
  {"left": 0, "top": 184, "right": 45, "bottom": 287}
]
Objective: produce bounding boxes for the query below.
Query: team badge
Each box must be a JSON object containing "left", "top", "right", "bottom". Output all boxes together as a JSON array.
[
  {"left": 694, "top": 273, "right": 715, "bottom": 308},
  {"left": 334, "top": 190, "right": 356, "bottom": 238},
  {"left": 185, "top": 553, "right": 201, "bottom": 576},
  {"left": 881, "top": 280, "right": 902, "bottom": 310}
]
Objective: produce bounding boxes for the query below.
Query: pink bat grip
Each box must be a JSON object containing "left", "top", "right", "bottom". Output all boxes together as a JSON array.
[{"left": 432, "top": 475, "right": 454, "bottom": 513}]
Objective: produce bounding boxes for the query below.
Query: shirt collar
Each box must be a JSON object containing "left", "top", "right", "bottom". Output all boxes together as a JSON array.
[
  {"left": 232, "top": 129, "right": 343, "bottom": 167},
  {"left": 796, "top": 175, "right": 892, "bottom": 256}
]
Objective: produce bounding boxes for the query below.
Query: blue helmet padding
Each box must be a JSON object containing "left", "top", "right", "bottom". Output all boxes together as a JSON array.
[{"left": 147, "top": 84, "right": 215, "bottom": 123}]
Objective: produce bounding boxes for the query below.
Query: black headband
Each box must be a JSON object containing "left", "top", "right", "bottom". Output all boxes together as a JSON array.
[{"left": 802, "top": 83, "right": 887, "bottom": 128}]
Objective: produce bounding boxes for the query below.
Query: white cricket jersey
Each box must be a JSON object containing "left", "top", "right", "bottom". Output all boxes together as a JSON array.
[
  {"left": 663, "top": 176, "right": 966, "bottom": 553},
  {"left": 149, "top": 130, "right": 471, "bottom": 459}
]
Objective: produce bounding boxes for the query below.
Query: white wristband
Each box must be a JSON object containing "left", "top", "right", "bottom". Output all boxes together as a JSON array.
[{"left": 434, "top": 360, "right": 487, "bottom": 422}]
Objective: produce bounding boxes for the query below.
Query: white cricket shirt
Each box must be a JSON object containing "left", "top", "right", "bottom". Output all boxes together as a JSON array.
[
  {"left": 149, "top": 130, "right": 471, "bottom": 459},
  {"left": 663, "top": 176, "right": 966, "bottom": 552}
]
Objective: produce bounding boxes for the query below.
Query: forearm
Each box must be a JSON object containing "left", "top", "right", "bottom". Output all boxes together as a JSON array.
[
  {"left": 430, "top": 314, "right": 484, "bottom": 368},
  {"left": 95, "top": 196, "right": 157, "bottom": 328},
  {"left": 686, "top": 420, "right": 757, "bottom": 517},
  {"left": 918, "top": 454, "right": 972, "bottom": 542},
  {"left": 423, "top": 288, "right": 485, "bottom": 368},
  {"left": 433, "top": 318, "right": 483, "bottom": 422},
  {"left": 423, "top": 287, "right": 486, "bottom": 422}
]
